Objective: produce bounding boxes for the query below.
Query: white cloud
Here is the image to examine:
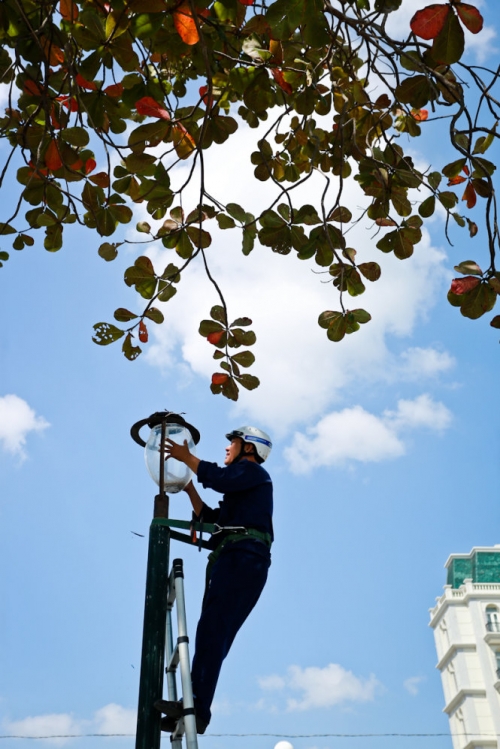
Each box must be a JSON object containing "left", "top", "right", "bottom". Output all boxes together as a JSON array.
[
  {"left": 3, "top": 704, "right": 136, "bottom": 746},
  {"left": 259, "top": 664, "right": 380, "bottom": 711},
  {"left": 93, "top": 703, "right": 137, "bottom": 734},
  {"left": 284, "top": 394, "right": 452, "bottom": 473},
  {"left": 4, "top": 713, "right": 83, "bottom": 746},
  {"left": 404, "top": 676, "right": 425, "bottom": 696},
  {"left": 0, "top": 394, "right": 50, "bottom": 459},
  {"left": 398, "top": 347, "right": 455, "bottom": 379}
]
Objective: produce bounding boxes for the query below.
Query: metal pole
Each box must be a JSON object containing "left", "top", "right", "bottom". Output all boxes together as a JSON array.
[{"left": 135, "top": 421, "right": 170, "bottom": 749}]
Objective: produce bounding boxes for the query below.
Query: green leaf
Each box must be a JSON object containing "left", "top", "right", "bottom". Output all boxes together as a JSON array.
[
  {"left": 210, "top": 305, "right": 227, "bottom": 324},
  {"left": 144, "top": 307, "right": 164, "bottom": 324},
  {"left": 217, "top": 214, "right": 236, "bottom": 229},
  {"left": 98, "top": 242, "right": 119, "bottom": 261},
  {"left": 230, "top": 317, "right": 252, "bottom": 327},
  {"left": 351, "top": 308, "right": 372, "bottom": 324},
  {"left": 235, "top": 373, "right": 260, "bottom": 391},
  {"left": 114, "top": 308, "right": 138, "bottom": 322},
  {"left": 175, "top": 230, "right": 194, "bottom": 259},
  {"left": 186, "top": 226, "right": 212, "bottom": 248},
  {"left": 461, "top": 282, "right": 496, "bottom": 319},
  {"left": 442, "top": 159, "right": 467, "bottom": 178},
  {"left": 431, "top": 9, "right": 464, "bottom": 65},
  {"left": 231, "top": 329, "right": 256, "bottom": 346},
  {"left": 358, "top": 262, "right": 381, "bottom": 281},
  {"left": 490, "top": 315, "right": 500, "bottom": 329},
  {"left": 231, "top": 351, "right": 255, "bottom": 367},
  {"left": 0, "top": 223, "right": 16, "bottom": 235},
  {"left": 157, "top": 284, "right": 177, "bottom": 302},
  {"left": 226, "top": 203, "right": 247, "bottom": 222},
  {"left": 93, "top": 322, "right": 125, "bottom": 345},
  {"left": 396, "top": 76, "right": 432, "bottom": 108},
  {"left": 136, "top": 221, "right": 151, "bottom": 233},
  {"left": 419, "top": 196, "right": 436, "bottom": 217},
  {"left": 199, "top": 319, "right": 224, "bottom": 336},
  {"left": 328, "top": 206, "right": 352, "bottom": 223},
  {"left": 122, "top": 332, "right": 142, "bottom": 360},
  {"left": 438, "top": 191, "right": 459, "bottom": 210}
]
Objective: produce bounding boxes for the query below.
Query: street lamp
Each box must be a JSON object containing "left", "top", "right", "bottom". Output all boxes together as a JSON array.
[{"left": 131, "top": 411, "right": 200, "bottom": 749}]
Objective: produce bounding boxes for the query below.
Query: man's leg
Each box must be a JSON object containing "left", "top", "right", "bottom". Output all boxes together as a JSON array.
[{"left": 191, "top": 546, "right": 270, "bottom": 725}]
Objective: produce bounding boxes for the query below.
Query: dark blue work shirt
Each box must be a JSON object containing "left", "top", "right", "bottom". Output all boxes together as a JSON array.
[{"left": 196, "top": 458, "right": 273, "bottom": 552}]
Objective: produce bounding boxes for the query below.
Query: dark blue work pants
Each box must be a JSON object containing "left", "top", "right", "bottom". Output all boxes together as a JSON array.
[{"left": 190, "top": 541, "right": 271, "bottom": 725}]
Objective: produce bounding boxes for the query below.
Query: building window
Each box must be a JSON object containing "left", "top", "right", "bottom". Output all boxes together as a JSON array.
[{"left": 486, "top": 605, "right": 500, "bottom": 632}]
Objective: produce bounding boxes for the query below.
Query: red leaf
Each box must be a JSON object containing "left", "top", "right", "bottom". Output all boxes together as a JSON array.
[
  {"left": 50, "top": 106, "right": 62, "bottom": 130},
  {"left": 410, "top": 4, "right": 450, "bottom": 39},
  {"left": 75, "top": 73, "right": 97, "bottom": 90},
  {"left": 448, "top": 175, "right": 467, "bottom": 186},
  {"left": 238, "top": 0, "right": 255, "bottom": 5},
  {"left": 135, "top": 96, "right": 171, "bottom": 121},
  {"left": 85, "top": 158, "right": 96, "bottom": 174},
  {"left": 41, "top": 38, "right": 65, "bottom": 66},
  {"left": 455, "top": 3, "right": 483, "bottom": 33},
  {"left": 207, "top": 331, "right": 224, "bottom": 345},
  {"left": 173, "top": 3, "right": 200, "bottom": 45},
  {"left": 139, "top": 321, "right": 148, "bottom": 343},
  {"left": 463, "top": 164, "right": 470, "bottom": 176},
  {"left": 462, "top": 181, "right": 477, "bottom": 208},
  {"left": 90, "top": 172, "right": 110, "bottom": 187},
  {"left": 411, "top": 108, "right": 429, "bottom": 121},
  {"left": 199, "top": 85, "right": 214, "bottom": 108},
  {"left": 24, "top": 80, "right": 41, "bottom": 96},
  {"left": 45, "top": 140, "right": 63, "bottom": 171},
  {"left": 60, "top": 0, "right": 79, "bottom": 21},
  {"left": 57, "top": 95, "right": 78, "bottom": 111},
  {"left": 104, "top": 83, "right": 124, "bottom": 97},
  {"left": 271, "top": 69, "right": 293, "bottom": 95},
  {"left": 212, "top": 373, "right": 229, "bottom": 385},
  {"left": 451, "top": 276, "right": 480, "bottom": 294}
]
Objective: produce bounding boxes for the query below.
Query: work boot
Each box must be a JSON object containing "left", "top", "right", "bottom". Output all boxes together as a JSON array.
[
  {"left": 154, "top": 699, "right": 183, "bottom": 720},
  {"left": 160, "top": 716, "right": 178, "bottom": 733}
]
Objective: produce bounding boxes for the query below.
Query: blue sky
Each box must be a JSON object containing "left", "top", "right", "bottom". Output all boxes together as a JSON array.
[{"left": 1, "top": 2, "right": 499, "bottom": 749}]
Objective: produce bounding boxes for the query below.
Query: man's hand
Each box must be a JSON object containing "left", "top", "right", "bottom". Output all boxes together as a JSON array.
[
  {"left": 163, "top": 438, "right": 191, "bottom": 464},
  {"left": 162, "top": 438, "right": 201, "bottom": 475}
]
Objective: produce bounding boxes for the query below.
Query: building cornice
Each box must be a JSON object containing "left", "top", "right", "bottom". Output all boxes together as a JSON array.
[
  {"left": 430, "top": 582, "right": 500, "bottom": 626},
  {"left": 436, "top": 642, "right": 477, "bottom": 671},
  {"left": 444, "top": 688, "right": 487, "bottom": 716}
]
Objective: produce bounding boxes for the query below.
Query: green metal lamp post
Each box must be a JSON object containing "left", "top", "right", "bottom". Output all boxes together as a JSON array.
[{"left": 130, "top": 411, "right": 200, "bottom": 749}]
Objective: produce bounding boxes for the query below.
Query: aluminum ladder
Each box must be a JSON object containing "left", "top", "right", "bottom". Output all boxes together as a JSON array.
[{"left": 164, "top": 558, "right": 198, "bottom": 749}]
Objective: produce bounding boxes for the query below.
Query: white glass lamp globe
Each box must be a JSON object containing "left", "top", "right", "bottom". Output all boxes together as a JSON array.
[{"left": 144, "top": 422, "right": 196, "bottom": 493}]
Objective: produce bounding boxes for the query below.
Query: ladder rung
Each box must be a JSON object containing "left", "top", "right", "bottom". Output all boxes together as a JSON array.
[{"left": 166, "top": 644, "right": 179, "bottom": 672}]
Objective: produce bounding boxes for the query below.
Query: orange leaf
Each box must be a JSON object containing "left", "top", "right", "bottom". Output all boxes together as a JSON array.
[
  {"left": 139, "top": 321, "right": 148, "bottom": 343},
  {"left": 462, "top": 181, "right": 477, "bottom": 209},
  {"left": 207, "top": 331, "right": 224, "bottom": 345},
  {"left": 41, "top": 38, "right": 65, "bottom": 66},
  {"left": 50, "top": 106, "right": 62, "bottom": 130},
  {"left": 410, "top": 4, "right": 450, "bottom": 40},
  {"left": 455, "top": 3, "right": 483, "bottom": 34},
  {"left": 173, "top": 3, "right": 200, "bottom": 45},
  {"left": 57, "top": 95, "right": 78, "bottom": 111},
  {"left": 411, "top": 108, "right": 428, "bottom": 121},
  {"left": 463, "top": 164, "right": 470, "bottom": 176},
  {"left": 212, "top": 373, "right": 229, "bottom": 385},
  {"left": 76, "top": 73, "right": 97, "bottom": 90},
  {"left": 24, "top": 80, "right": 41, "bottom": 96},
  {"left": 375, "top": 217, "right": 397, "bottom": 227},
  {"left": 450, "top": 276, "right": 480, "bottom": 294},
  {"left": 45, "top": 140, "right": 63, "bottom": 171},
  {"left": 135, "top": 96, "right": 171, "bottom": 121},
  {"left": 271, "top": 69, "right": 293, "bottom": 95},
  {"left": 104, "top": 83, "right": 124, "bottom": 97},
  {"left": 85, "top": 158, "right": 96, "bottom": 174},
  {"left": 447, "top": 175, "right": 467, "bottom": 186},
  {"left": 60, "top": 0, "right": 79, "bottom": 21}
]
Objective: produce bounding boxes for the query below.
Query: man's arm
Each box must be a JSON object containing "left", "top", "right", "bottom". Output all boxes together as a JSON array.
[{"left": 183, "top": 480, "right": 203, "bottom": 517}]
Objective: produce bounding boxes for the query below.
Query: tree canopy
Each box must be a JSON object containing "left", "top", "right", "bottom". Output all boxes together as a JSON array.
[{"left": 0, "top": 0, "right": 498, "bottom": 400}]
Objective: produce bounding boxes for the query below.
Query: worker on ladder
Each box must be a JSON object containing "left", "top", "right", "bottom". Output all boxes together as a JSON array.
[{"left": 156, "top": 425, "right": 273, "bottom": 735}]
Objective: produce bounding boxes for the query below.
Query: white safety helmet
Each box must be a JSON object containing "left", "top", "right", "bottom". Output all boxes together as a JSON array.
[{"left": 225, "top": 426, "right": 272, "bottom": 463}]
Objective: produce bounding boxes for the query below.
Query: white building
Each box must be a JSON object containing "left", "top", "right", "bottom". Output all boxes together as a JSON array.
[{"left": 430, "top": 546, "right": 500, "bottom": 749}]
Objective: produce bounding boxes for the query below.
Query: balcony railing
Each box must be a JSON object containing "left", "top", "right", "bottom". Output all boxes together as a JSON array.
[{"left": 486, "top": 621, "right": 500, "bottom": 633}]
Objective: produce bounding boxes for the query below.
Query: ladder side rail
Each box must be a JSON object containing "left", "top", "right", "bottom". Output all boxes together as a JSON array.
[
  {"left": 165, "top": 604, "right": 178, "bottom": 702},
  {"left": 172, "top": 559, "right": 198, "bottom": 749}
]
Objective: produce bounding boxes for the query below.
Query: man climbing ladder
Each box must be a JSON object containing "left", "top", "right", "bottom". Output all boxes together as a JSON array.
[{"left": 155, "top": 425, "right": 273, "bottom": 734}]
